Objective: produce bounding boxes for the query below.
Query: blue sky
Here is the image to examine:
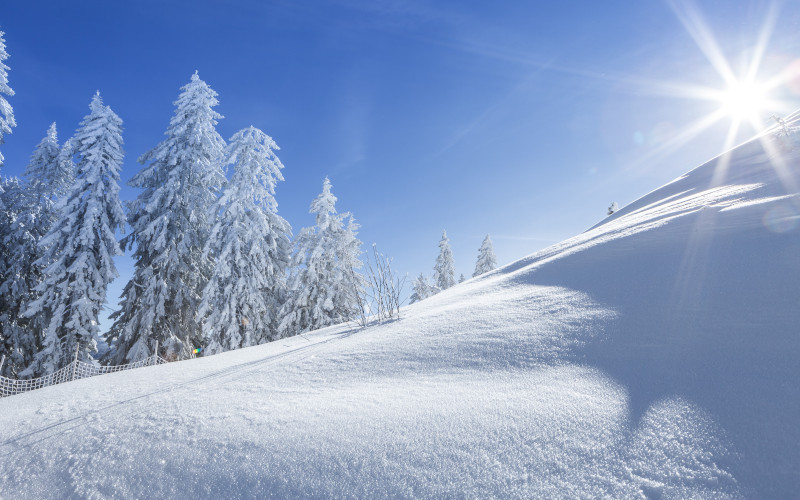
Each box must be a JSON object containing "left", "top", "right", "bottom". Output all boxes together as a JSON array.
[{"left": 2, "top": 0, "right": 800, "bottom": 327}]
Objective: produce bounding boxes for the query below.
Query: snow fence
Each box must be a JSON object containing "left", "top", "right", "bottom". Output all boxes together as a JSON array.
[{"left": 0, "top": 352, "right": 166, "bottom": 398}]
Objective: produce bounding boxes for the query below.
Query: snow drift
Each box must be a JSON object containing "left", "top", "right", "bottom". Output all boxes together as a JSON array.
[{"left": 2, "top": 122, "right": 800, "bottom": 498}]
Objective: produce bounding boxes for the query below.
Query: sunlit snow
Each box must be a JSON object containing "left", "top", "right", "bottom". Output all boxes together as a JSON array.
[{"left": 2, "top": 120, "right": 800, "bottom": 498}]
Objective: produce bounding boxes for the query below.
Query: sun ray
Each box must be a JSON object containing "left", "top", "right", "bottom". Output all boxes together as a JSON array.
[
  {"left": 745, "top": 2, "right": 779, "bottom": 82},
  {"left": 617, "top": 0, "right": 796, "bottom": 187},
  {"left": 760, "top": 63, "right": 800, "bottom": 93},
  {"left": 661, "top": 0, "right": 800, "bottom": 312},
  {"left": 667, "top": 0, "right": 737, "bottom": 87},
  {"left": 627, "top": 108, "right": 728, "bottom": 173},
  {"left": 709, "top": 117, "right": 742, "bottom": 188},
  {"left": 661, "top": 0, "right": 798, "bottom": 183},
  {"left": 755, "top": 130, "right": 800, "bottom": 196}
]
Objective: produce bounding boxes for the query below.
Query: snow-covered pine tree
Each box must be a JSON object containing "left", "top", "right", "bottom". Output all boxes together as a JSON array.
[
  {"left": 56, "top": 137, "right": 77, "bottom": 196},
  {"left": 459, "top": 273, "right": 465, "bottom": 283},
  {"left": 0, "top": 124, "right": 73, "bottom": 376},
  {"left": 0, "top": 179, "right": 11, "bottom": 368},
  {"left": 433, "top": 230, "right": 456, "bottom": 291},
  {"left": 409, "top": 273, "right": 433, "bottom": 304},
  {"left": 0, "top": 178, "right": 26, "bottom": 375},
  {"left": 25, "top": 124, "right": 66, "bottom": 198},
  {"left": 0, "top": 30, "right": 15, "bottom": 307},
  {"left": 473, "top": 234, "right": 497, "bottom": 277},
  {"left": 198, "top": 126, "right": 292, "bottom": 354},
  {"left": 278, "top": 178, "right": 364, "bottom": 337},
  {"left": 0, "top": 30, "right": 16, "bottom": 166},
  {"left": 22, "top": 93, "right": 125, "bottom": 376},
  {"left": 339, "top": 215, "right": 367, "bottom": 316},
  {"left": 107, "top": 72, "right": 226, "bottom": 363}
]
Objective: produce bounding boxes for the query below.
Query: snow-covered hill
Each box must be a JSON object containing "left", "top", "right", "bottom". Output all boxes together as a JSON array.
[{"left": 2, "top": 122, "right": 800, "bottom": 499}]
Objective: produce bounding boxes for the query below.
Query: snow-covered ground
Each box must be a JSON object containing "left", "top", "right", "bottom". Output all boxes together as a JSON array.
[{"left": 2, "top": 123, "right": 800, "bottom": 498}]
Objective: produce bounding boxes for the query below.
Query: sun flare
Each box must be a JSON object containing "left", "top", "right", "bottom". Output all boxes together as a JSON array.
[
  {"left": 628, "top": 0, "right": 800, "bottom": 185},
  {"left": 719, "top": 79, "right": 769, "bottom": 122}
]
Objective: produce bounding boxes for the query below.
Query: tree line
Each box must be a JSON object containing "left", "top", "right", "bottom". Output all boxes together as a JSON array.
[
  {"left": 0, "top": 32, "right": 497, "bottom": 378},
  {"left": 409, "top": 231, "right": 497, "bottom": 304}
]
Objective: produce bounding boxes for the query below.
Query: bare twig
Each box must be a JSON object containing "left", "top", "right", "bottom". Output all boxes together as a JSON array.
[{"left": 351, "top": 244, "right": 407, "bottom": 328}]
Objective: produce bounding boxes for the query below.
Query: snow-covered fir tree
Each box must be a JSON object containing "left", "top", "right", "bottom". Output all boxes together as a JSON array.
[
  {"left": 22, "top": 93, "right": 125, "bottom": 376},
  {"left": 0, "top": 30, "right": 14, "bottom": 295},
  {"left": 0, "top": 178, "right": 28, "bottom": 375},
  {"left": 0, "top": 124, "right": 73, "bottom": 376},
  {"left": 0, "top": 180, "right": 11, "bottom": 368},
  {"left": 409, "top": 273, "right": 434, "bottom": 304},
  {"left": 198, "top": 126, "right": 292, "bottom": 354},
  {"left": 473, "top": 234, "right": 497, "bottom": 277},
  {"left": 459, "top": 273, "right": 466, "bottom": 283},
  {"left": 25, "top": 124, "right": 69, "bottom": 198},
  {"left": 433, "top": 230, "right": 456, "bottom": 291},
  {"left": 0, "top": 30, "right": 16, "bottom": 166},
  {"left": 56, "top": 137, "right": 77, "bottom": 190},
  {"left": 278, "top": 178, "right": 364, "bottom": 337},
  {"left": 107, "top": 72, "right": 226, "bottom": 363},
  {"left": 0, "top": 31, "right": 11, "bottom": 370}
]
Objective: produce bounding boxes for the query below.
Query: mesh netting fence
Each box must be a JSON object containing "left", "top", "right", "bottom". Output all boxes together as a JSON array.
[{"left": 0, "top": 354, "right": 166, "bottom": 398}]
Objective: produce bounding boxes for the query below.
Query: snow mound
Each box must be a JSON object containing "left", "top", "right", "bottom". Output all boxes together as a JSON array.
[{"left": 2, "top": 127, "right": 800, "bottom": 498}]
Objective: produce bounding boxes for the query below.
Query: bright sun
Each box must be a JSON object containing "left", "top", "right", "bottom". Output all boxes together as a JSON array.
[
  {"left": 719, "top": 79, "right": 769, "bottom": 122},
  {"left": 626, "top": 1, "right": 800, "bottom": 194}
]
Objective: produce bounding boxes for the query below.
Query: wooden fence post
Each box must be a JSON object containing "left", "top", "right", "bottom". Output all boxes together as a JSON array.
[
  {"left": 71, "top": 345, "right": 80, "bottom": 381},
  {"left": 0, "top": 355, "right": 5, "bottom": 375}
]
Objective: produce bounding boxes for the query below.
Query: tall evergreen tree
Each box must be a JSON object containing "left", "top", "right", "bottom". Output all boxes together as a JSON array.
[
  {"left": 0, "top": 124, "right": 73, "bottom": 375},
  {"left": 108, "top": 72, "right": 226, "bottom": 363},
  {"left": 198, "top": 126, "right": 292, "bottom": 354},
  {"left": 0, "top": 180, "right": 11, "bottom": 368},
  {"left": 0, "top": 30, "right": 16, "bottom": 167},
  {"left": 0, "top": 178, "right": 26, "bottom": 374},
  {"left": 22, "top": 93, "right": 125, "bottom": 376},
  {"left": 473, "top": 234, "right": 497, "bottom": 277},
  {"left": 433, "top": 230, "right": 455, "bottom": 291},
  {"left": 0, "top": 30, "right": 14, "bottom": 370},
  {"left": 278, "top": 178, "right": 364, "bottom": 337}
]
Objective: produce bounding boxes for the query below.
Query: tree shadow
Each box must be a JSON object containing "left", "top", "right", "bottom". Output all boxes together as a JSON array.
[{"left": 515, "top": 201, "right": 800, "bottom": 498}]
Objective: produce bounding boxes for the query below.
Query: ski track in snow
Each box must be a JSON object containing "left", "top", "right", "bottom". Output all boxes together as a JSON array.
[{"left": 2, "top": 131, "right": 800, "bottom": 498}]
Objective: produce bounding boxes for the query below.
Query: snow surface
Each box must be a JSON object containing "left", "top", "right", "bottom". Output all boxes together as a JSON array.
[{"left": 2, "top": 125, "right": 800, "bottom": 498}]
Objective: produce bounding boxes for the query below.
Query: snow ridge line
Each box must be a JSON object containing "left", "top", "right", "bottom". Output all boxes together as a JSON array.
[{"left": 155, "top": 329, "right": 352, "bottom": 391}]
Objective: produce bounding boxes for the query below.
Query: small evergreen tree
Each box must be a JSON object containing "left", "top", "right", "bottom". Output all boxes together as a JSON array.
[
  {"left": 459, "top": 273, "right": 465, "bottom": 283},
  {"left": 198, "top": 126, "right": 292, "bottom": 354},
  {"left": 409, "top": 273, "right": 433, "bottom": 304},
  {"left": 278, "top": 178, "right": 364, "bottom": 337},
  {"left": 25, "top": 124, "right": 65, "bottom": 198},
  {"left": 608, "top": 202, "right": 619, "bottom": 215},
  {"left": 108, "top": 72, "right": 226, "bottom": 363},
  {"left": 433, "top": 230, "right": 455, "bottom": 291},
  {"left": 473, "top": 234, "right": 497, "bottom": 277},
  {"left": 23, "top": 93, "right": 125, "bottom": 376}
]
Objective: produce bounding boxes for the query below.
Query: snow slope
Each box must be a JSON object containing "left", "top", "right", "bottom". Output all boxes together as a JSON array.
[{"left": 2, "top": 124, "right": 800, "bottom": 499}]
